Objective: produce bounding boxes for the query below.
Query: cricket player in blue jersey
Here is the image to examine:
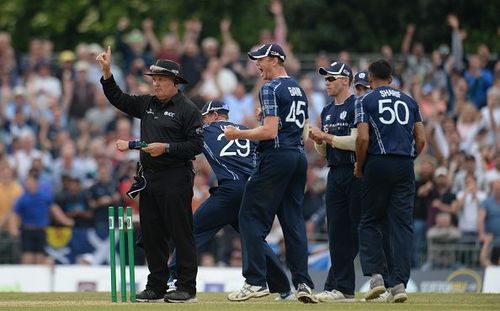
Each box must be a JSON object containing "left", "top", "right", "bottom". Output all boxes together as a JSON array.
[
  {"left": 169, "top": 100, "right": 294, "bottom": 300},
  {"left": 224, "top": 43, "right": 317, "bottom": 303},
  {"left": 353, "top": 69, "right": 394, "bottom": 303},
  {"left": 354, "top": 59, "right": 426, "bottom": 303},
  {"left": 308, "top": 61, "right": 360, "bottom": 303},
  {"left": 354, "top": 70, "right": 370, "bottom": 97}
]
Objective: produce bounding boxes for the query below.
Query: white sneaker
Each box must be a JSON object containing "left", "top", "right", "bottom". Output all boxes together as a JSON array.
[
  {"left": 364, "top": 274, "right": 386, "bottom": 300},
  {"left": 274, "top": 291, "right": 295, "bottom": 301},
  {"left": 361, "top": 290, "right": 393, "bottom": 303},
  {"left": 296, "top": 283, "right": 319, "bottom": 304},
  {"left": 166, "top": 278, "right": 177, "bottom": 293},
  {"left": 390, "top": 283, "right": 408, "bottom": 303},
  {"left": 227, "top": 282, "right": 270, "bottom": 301},
  {"left": 315, "top": 290, "right": 356, "bottom": 303}
]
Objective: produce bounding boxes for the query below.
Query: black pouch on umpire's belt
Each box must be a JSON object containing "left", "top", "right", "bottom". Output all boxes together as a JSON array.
[{"left": 126, "top": 162, "right": 147, "bottom": 199}]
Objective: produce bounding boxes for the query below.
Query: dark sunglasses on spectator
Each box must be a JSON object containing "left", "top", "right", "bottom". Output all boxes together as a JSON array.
[{"left": 324, "top": 76, "right": 345, "bottom": 82}]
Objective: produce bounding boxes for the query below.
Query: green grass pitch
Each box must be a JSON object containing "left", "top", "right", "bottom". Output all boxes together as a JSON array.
[{"left": 0, "top": 292, "right": 499, "bottom": 310}]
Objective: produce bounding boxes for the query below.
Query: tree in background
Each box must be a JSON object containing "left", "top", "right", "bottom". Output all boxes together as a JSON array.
[{"left": 0, "top": 0, "right": 498, "bottom": 54}]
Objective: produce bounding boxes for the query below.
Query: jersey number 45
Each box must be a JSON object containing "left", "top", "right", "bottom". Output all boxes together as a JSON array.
[{"left": 285, "top": 100, "right": 306, "bottom": 128}]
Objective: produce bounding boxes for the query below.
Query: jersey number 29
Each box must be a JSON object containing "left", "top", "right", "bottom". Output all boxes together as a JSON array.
[
  {"left": 286, "top": 100, "right": 306, "bottom": 128},
  {"left": 217, "top": 133, "right": 251, "bottom": 157}
]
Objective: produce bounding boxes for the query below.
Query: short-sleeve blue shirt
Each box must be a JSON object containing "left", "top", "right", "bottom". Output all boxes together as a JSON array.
[
  {"left": 203, "top": 120, "right": 256, "bottom": 183},
  {"left": 354, "top": 86, "right": 423, "bottom": 157},
  {"left": 258, "top": 77, "right": 308, "bottom": 152},
  {"left": 320, "top": 94, "right": 357, "bottom": 167}
]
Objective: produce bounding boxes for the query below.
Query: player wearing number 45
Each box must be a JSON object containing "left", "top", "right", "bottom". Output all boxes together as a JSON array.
[
  {"left": 168, "top": 100, "right": 295, "bottom": 300},
  {"left": 224, "top": 43, "right": 317, "bottom": 303},
  {"left": 354, "top": 59, "right": 426, "bottom": 303}
]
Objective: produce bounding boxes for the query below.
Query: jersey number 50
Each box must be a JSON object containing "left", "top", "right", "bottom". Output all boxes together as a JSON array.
[
  {"left": 378, "top": 99, "right": 409, "bottom": 125},
  {"left": 217, "top": 134, "right": 251, "bottom": 157},
  {"left": 286, "top": 100, "right": 306, "bottom": 128}
]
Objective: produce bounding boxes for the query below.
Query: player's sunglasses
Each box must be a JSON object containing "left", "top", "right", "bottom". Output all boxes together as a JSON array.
[{"left": 324, "top": 76, "right": 346, "bottom": 82}]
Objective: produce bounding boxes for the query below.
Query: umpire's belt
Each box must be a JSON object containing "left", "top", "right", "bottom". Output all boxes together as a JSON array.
[{"left": 142, "top": 162, "right": 193, "bottom": 174}]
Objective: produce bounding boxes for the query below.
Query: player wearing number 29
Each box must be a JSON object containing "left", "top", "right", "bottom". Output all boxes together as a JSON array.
[
  {"left": 224, "top": 43, "right": 317, "bottom": 303},
  {"left": 169, "top": 100, "right": 293, "bottom": 298},
  {"left": 354, "top": 59, "right": 426, "bottom": 303}
]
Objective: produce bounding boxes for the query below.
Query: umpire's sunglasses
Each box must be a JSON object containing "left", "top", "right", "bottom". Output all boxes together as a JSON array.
[{"left": 324, "top": 75, "right": 346, "bottom": 82}]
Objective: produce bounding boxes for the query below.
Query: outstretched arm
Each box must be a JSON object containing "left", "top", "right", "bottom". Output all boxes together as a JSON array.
[{"left": 224, "top": 116, "right": 279, "bottom": 141}]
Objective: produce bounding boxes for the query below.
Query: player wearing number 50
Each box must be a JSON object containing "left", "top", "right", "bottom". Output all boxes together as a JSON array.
[
  {"left": 354, "top": 59, "right": 426, "bottom": 303},
  {"left": 169, "top": 100, "right": 294, "bottom": 300},
  {"left": 224, "top": 43, "right": 317, "bottom": 303}
]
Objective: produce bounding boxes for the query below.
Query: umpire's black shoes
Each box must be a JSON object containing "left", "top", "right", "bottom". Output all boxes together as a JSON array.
[
  {"left": 164, "top": 290, "right": 197, "bottom": 303},
  {"left": 136, "top": 288, "right": 164, "bottom": 303}
]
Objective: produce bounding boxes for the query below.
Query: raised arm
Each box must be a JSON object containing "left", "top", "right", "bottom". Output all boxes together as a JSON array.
[
  {"left": 270, "top": 0, "right": 287, "bottom": 45},
  {"left": 96, "top": 45, "right": 113, "bottom": 80},
  {"left": 401, "top": 24, "right": 415, "bottom": 55},
  {"left": 448, "top": 14, "right": 464, "bottom": 72},
  {"left": 142, "top": 18, "right": 161, "bottom": 55},
  {"left": 96, "top": 46, "right": 147, "bottom": 118}
]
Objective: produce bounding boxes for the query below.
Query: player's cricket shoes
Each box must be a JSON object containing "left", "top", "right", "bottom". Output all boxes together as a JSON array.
[
  {"left": 296, "top": 283, "right": 319, "bottom": 304},
  {"left": 360, "top": 290, "right": 392, "bottom": 303},
  {"left": 364, "top": 274, "right": 386, "bottom": 300},
  {"left": 390, "top": 283, "right": 408, "bottom": 303},
  {"left": 166, "top": 277, "right": 177, "bottom": 293},
  {"left": 314, "top": 289, "right": 356, "bottom": 302},
  {"left": 274, "top": 291, "right": 295, "bottom": 301},
  {"left": 227, "top": 282, "right": 270, "bottom": 301}
]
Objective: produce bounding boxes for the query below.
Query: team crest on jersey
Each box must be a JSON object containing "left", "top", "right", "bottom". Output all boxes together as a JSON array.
[{"left": 340, "top": 111, "right": 347, "bottom": 120}]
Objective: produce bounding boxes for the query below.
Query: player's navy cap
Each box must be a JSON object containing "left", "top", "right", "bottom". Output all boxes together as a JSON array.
[
  {"left": 318, "top": 61, "right": 353, "bottom": 78},
  {"left": 201, "top": 100, "right": 229, "bottom": 116},
  {"left": 248, "top": 43, "right": 286, "bottom": 62},
  {"left": 354, "top": 70, "right": 370, "bottom": 88}
]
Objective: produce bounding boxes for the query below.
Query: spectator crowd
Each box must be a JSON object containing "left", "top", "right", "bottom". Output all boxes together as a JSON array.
[{"left": 0, "top": 2, "right": 499, "bottom": 270}]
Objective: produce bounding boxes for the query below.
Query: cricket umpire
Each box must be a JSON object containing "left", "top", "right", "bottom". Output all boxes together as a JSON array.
[{"left": 96, "top": 47, "right": 203, "bottom": 303}]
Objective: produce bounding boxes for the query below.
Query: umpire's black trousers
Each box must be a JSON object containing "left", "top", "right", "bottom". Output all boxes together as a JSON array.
[{"left": 140, "top": 165, "right": 197, "bottom": 295}]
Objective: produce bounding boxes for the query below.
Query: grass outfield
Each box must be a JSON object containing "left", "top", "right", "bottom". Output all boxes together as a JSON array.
[{"left": 0, "top": 292, "right": 499, "bottom": 310}]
